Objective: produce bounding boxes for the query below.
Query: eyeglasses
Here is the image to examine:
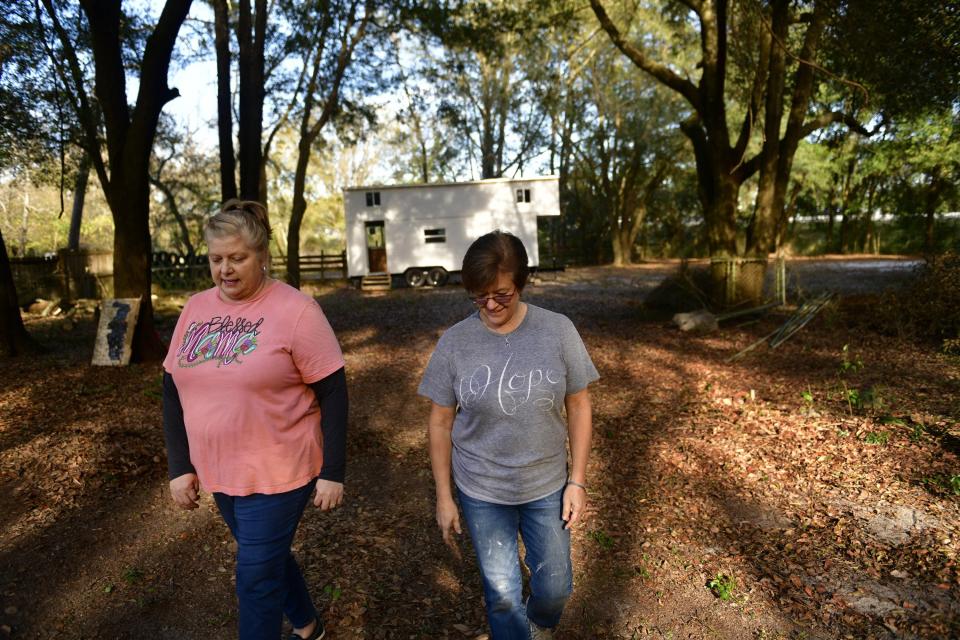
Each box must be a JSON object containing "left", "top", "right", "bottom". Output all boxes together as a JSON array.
[{"left": 470, "top": 289, "right": 516, "bottom": 308}]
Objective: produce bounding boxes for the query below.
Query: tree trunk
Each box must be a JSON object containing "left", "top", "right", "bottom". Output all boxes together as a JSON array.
[
  {"left": 19, "top": 182, "right": 30, "bottom": 257},
  {"left": 826, "top": 209, "right": 835, "bottom": 252},
  {"left": 705, "top": 174, "right": 740, "bottom": 258},
  {"left": 237, "top": 0, "right": 266, "bottom": 202},
  {"left": 213, "top": 0, "right": 237, "bottom": 202},
  {"left": 610, "top": 229, "right": 626, "bottom": 266},
  {"left": 924, "top": 170, "right": 944, "bottom": 253},
  {"left": 615, "top": 225, "right": 638, "bottom": 266},
  {"left": 611, "top": 187, "right": 655, "bottom": 267},
  {"left": 286, "top": 137, "right": 311, "bottom": 290},
  {"left": 283, "top": 3, "right": 369, "bottom": 289},
  {"left": 752, "top": 1, "right": 828, "bottom": 256},
  {"left": 480, "top": 97, "right": 496, "bottom": 179},
  {"left": 863, "top": 179, "right": 877, "bottom": 254},
  {"left": 0, "top": 227, "right": 40, "bottom": 356},
  {"left": 838, "top": 155, "right": 857, "bottom": 253},
  {"left": 839, "top": 212, "right": 849, "bottom": 253},
  {"left": 150, "top": 176, "right": 195, "bottom": 257},
  {"left": 775, "top": 180, "right": 801, "bottom": 250},
  {"left": 67, "top": 153, "right": 90, "bottom": 250},
  {"left": 107, "top": 173, "right": 166, "bottom": 362},
  {"left": 749, "top": 0, "right": 789, "bottom": 255},
  {"left": 77, "top": 0, "right": 193, "bottom": 362}
]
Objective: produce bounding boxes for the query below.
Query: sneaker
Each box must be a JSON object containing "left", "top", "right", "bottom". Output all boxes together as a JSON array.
[
  {"left": 528, "top": 618, "right": 554, "bottom": 640},
  {"left": 288, "top": 618, "right": 325, "bottom": 640}
]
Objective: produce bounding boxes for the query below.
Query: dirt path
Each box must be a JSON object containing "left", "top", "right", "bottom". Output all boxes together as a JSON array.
[{"left": 1, "top": 262, "right": 957, "bottom": 639}]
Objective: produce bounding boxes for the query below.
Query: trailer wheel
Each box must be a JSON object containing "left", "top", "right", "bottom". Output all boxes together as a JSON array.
[
  {"left": 404, "top": 268, "right": 427, "bottom": 288},
  {"left": 426, "top": 267, "right": 449, "bottom": 287}
]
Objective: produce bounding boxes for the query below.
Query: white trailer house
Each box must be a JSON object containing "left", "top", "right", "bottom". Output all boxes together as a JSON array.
[{"left": 343, "top": 176, "right": 560, "bottom": 287}]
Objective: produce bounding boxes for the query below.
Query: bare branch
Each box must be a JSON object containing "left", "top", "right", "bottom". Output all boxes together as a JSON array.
[
  {"left": 589, "top": 0, "right": 702, "bottom": 112},
  {"left": 759, "top": 3, "right": 869, "bottom": 103},
  {"left": 36, "top": 0, "right": 109, "bottom": 190},
  {"left": 800, "top": 111, "right": 870, "bottom": 138}
]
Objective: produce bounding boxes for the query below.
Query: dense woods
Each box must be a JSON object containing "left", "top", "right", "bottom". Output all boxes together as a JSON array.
[{"left": 1, "top": 0, "right": 958, "bottom": 352}]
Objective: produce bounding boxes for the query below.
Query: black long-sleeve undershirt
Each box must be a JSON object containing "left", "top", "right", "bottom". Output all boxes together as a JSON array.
[{"left": 162, "top": 367, "right": 349, "bottom": 483}]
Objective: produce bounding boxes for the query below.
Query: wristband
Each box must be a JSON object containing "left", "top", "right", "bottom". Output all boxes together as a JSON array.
[{"left": 566, "top": 480, "right": 587, "bottom": 493}]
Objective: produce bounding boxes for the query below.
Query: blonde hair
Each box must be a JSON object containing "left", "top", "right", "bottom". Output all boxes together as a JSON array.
[{"left": 205, "top": 199, "right": 272, "bottom": 256}]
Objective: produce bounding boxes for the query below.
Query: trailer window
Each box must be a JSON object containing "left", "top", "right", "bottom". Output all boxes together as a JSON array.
[
  {"left": 424, "top": 228, "right": 446, "bottom": 244},
  {"left": 516, "top": 188, "right": 531, "bottom": 203},
  {"left": 365, "top": 191, "right": 381, "bottom": 207}
]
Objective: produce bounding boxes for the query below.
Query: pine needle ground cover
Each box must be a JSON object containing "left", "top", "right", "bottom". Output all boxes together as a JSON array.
[{"left": 0, "top": 262, "right": 956, "bottom": 639}]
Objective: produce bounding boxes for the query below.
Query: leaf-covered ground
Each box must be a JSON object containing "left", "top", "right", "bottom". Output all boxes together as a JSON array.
[{"left": 0, "top": 260, "right": 957, "bottom": 639}]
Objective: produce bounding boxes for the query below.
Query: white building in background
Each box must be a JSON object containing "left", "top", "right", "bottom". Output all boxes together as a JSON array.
[{"left": 342, "top": 176, "right": 560, "bottom": 287}]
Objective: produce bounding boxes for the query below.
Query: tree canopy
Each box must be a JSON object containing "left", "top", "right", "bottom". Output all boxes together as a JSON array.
[{"left": 2, "top": 0, "right": 959, "bottom": 345}]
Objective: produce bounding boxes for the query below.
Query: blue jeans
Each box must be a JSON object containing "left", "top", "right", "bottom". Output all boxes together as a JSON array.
[
  {"left": 458, "top": 487, "right": 573, "bottom": 640},
  {"left": 214, "top": 480, "right": 317, "bottom": 640}
]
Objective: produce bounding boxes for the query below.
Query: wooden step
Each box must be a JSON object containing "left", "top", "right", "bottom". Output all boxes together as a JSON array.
[{"left": 360, "top": 273, "right": 392, "bottom": 292}]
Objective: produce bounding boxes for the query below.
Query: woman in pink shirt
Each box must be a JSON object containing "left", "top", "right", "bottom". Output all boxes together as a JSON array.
[{"left": 162, "top": 199, "right": 346, "bottom": 640}]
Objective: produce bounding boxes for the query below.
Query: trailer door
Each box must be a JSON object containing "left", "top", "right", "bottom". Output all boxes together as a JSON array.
[{"left": 365, "top": 221, "right": 387, "bottom": 273}]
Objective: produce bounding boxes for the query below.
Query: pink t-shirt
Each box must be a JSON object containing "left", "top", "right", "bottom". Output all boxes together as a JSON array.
[{"left": 163, "top": 280, "right": 345, "bottom": 496}]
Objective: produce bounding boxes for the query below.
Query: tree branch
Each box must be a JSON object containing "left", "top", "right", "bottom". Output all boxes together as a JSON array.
[
  {"left": 306, "top": 3, "right": 372, "bottom": 141},
  {"left": 732, "top": 13, "right": 771, "bottom": 161},
  {"left": 676, "top": 0, "right": 703, "bottom": 17},
  {"left": 37, "top": 0, "right": 109, "bottom": 191},
  {"left": 800, "top": 111, "right": 870, "bottom": 138},
  {"left": 125, "top": 0, "right": 194, "bottom": 174},
  {"left": 589, "top": 0, "right": 702, "bottom": 111},
  {"left": 733, "top": 152, "right": 761, "bottom": 183},
  {"left": 78, "top": 0, "right": 130, "bottom": 171}
]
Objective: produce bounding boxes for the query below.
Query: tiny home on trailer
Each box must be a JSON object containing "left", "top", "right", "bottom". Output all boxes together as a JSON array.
[{"left": 343, "top": 176, "right": 560, "bottom": 288}]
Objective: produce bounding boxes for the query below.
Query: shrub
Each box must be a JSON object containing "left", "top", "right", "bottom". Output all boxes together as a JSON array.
[
  {"left": 897, "top": 253, "right": 960, "bottom": 350},
  {"left": 841, "top": 253, "right": 960, "bottom": 351}
]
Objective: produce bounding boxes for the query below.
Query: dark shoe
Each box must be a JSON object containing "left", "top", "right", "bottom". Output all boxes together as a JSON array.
[{"left": 288, "top": 618, "right": 325, "bottom": 640}]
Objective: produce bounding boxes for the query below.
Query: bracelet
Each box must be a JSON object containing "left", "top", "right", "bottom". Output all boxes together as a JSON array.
[{"left": 566, "top": 480, "right": 587, "bottom": 493}]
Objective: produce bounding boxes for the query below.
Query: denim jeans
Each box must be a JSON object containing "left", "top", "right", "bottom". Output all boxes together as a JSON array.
[
  {"left": 214, "top": 480, "right": 317, "bottom": 640},
  {"left": 458, "top": 487, "right": 573, "bottom": 640}
]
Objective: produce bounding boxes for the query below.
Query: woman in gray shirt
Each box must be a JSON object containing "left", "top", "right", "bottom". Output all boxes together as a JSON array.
[{"left": 419, "top": 230, "right": 599, "bottom": 639}]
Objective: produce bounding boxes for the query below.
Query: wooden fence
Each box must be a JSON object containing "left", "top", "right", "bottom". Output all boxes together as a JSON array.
[
  {"left": 10, "top": 250, "right": 348, "bottom": 302},
  {"left": 300, "top": 250, "right": 347, "bottom": 280},
  {"left": 151, "top": 250, "right": 347, "bottom": 290}
]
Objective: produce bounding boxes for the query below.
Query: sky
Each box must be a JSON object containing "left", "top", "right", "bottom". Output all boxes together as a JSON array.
[{"left": 165, "top": 2, "right": 219, "bottom": 150}]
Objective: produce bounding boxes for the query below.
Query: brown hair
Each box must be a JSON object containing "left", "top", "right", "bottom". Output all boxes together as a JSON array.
[
  {"left": 205, "top": 199, "right": 272, "bottom": 256},
  {"left": 461, "top": 230, "right": 529, "bottom": 294}
]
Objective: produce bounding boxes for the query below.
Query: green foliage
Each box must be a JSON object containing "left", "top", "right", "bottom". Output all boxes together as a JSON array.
[
  {"left": 870, "top": 254, "right": 960, "bottom": 351},
  {"left": 826, "top": 1, "right": 960, "bottom": 119},
  {"left": 906, "top": 254, "right": 960, "bottom": 351},
  {"left": 864, "top": 431, "right": 890, "bottom": 446},
  {"left": 910, "top": 423, "right": 926, "bottom": 443},
  {"left": 142, "top": 375, "right": 163, "bottom": 401},
  {"left": 707, "top": 573, "right": 736, "bottom": 601},
  {"left": 921, "top": 474, "right": 960, "bottom": 498},
  {"left": 834, "top": 347, "right": 891, "bottom": 416},
  {"left": 859, "top": 386, "right": 885, "bottom": 411},
  {"left": 322, "top": 583, "right": 342, "bottom": 601},
  {"left": 123, "top": 567, "right": 144, "bottom": 584},
  {"left": 838, "top": 344, "right": 863, "bottom": 374},
  {"left": 588, "top": 529, "right": 614, "bottom": 550},
  {"left": 842, "top": 386, "right": 861, "bottom": 412}
]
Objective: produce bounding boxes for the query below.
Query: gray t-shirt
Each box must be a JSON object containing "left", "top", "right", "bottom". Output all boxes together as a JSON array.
[{"left": 418, "top": 303, "right": 599, "bottom": 505}]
